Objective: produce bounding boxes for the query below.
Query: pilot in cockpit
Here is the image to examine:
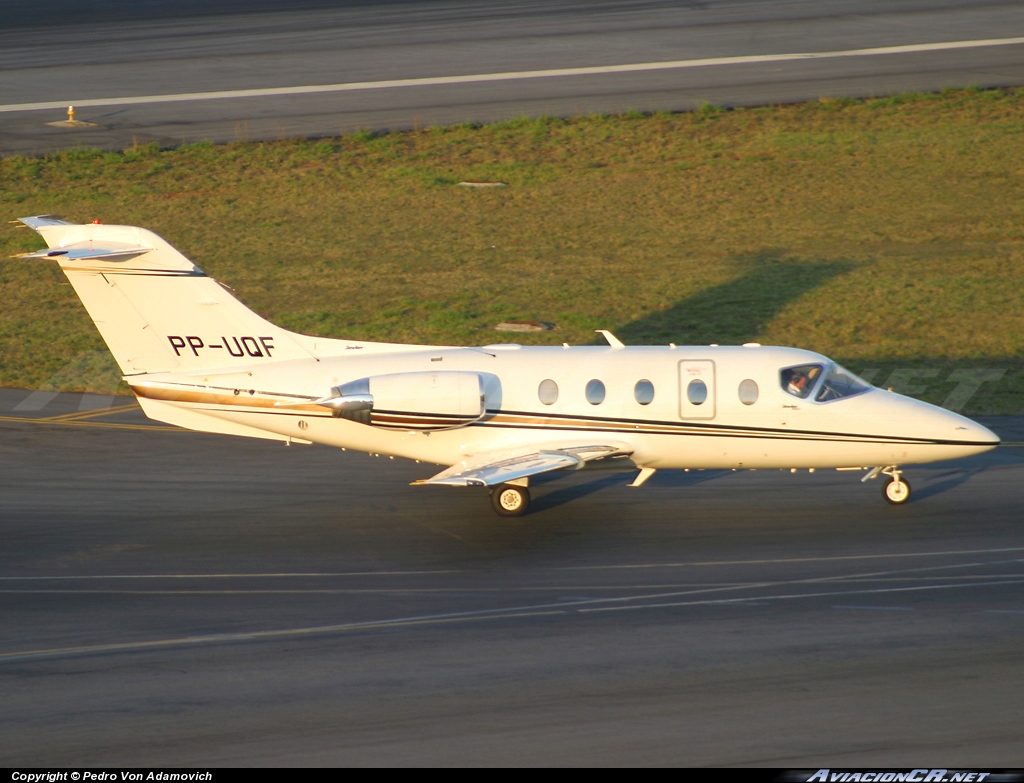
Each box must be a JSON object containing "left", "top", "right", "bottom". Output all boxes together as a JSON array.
[
  {"left": 782, "top": 365, "right": 821, "bottom": 399},
  {"left": 787, "top": 371, "right": 809, "bottom": 397}
]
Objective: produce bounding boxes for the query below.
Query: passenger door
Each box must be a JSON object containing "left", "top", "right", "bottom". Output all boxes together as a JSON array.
[{"left": 679, "top": 360, "right": 716, "bottom": 420}]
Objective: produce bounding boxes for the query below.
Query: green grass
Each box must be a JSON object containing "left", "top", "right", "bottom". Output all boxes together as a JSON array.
[{"left": 2, "top": 88, "right": 1023, "bottom": 413}]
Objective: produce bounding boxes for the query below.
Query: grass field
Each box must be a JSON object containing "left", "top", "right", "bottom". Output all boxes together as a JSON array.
[{"left": 2, "top": 88, "right": 1023, "bottom": 413}]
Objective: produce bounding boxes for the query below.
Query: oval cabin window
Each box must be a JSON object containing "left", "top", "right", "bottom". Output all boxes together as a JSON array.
[
  {"left": 738, "top": 379, "right": 759, "bottom": 405},
  {"left": 538, "top": 379, "right": 559, "bottom": 405},
  {"left": 687, "top": 378, "right": 707, "bottom": 405},
  {"left": 634, "top": 379, "right": 655, "bottom": 405},
  {"left": 585, "top": 379, "right": 606, "bottom": 405}
]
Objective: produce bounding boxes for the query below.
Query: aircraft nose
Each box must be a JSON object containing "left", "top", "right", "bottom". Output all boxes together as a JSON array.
[{"left": 940, "top": 408, "right": 1000, "bottom": 452}]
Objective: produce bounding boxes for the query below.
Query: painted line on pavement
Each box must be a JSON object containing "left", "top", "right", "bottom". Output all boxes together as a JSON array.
[
  {"left": 0, "top": 414, "right": 179, "bottom": 432},
  {"left": 581, "top": 578, "right": 1024, "bottom": 613},
  {"left": 3, "top": 37, "right": 1024, "bottom": 113}
]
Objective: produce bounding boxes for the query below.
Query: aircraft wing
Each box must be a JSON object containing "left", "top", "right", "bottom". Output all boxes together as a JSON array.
[{"left": 413, "top": 444, "right": 633, "bottom": 487}]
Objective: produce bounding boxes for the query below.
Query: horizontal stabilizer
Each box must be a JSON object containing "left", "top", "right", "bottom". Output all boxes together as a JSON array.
[
  {"left": 414, "top": 445, "right": 630, "bottom": 487},
  {"left": 16, "top": 245, "right": 154, "bottom": 261},
  {"left": 13, "top": 215, "right": 74, "bottom": 229},
  {"left": 15, "top": 216, "right": 197, "bottom": 273}
]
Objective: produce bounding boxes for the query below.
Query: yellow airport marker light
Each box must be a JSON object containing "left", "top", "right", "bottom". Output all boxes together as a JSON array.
[{"left": 46, "top": 105, "right": 98, "bottom": 128}]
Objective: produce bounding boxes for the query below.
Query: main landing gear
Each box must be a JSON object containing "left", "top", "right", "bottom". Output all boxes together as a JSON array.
[
  {"left": 487, "top": 468, "right": 914, "bottom": 516},
  {"left": 863, "top": 465, "right": 911, "bottom": 505},
  {"left": 489, "top": 483, "right": 531, "bottom": 517}
]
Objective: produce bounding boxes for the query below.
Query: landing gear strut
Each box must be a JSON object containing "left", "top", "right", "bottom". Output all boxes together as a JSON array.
[{"left": 490, "top": 484, "right": 531, "bottom": 517}]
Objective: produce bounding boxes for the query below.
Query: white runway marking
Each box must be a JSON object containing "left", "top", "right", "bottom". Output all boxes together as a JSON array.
[
  {"left": 2, "top": 37, "right": 1024, "bottom": 114},
  {"left": 3, "top": 556, "right": 1021, "bottom": 662},
  {"left": 0, "top": 610, "right": 570, "bottom": 663},
  {"left": 0, "top": 570, "right": 464, "bottom": 580},
  {"left": 2, "top": 546, "right": 1021, "bottom": 582},
  {"left": 579, "top": 579, "right": 1024, "bottom": 614},
  {"left": 559, "top": 546, "right": 1024, "bottom": 571},
  {"left": 4, "top": 577, "right": 1022, "bottom": 663}
]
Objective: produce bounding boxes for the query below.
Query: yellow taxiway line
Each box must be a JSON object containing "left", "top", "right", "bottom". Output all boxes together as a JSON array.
[
  {"left": 41, "top": 402, "right": 141, "bottom": 422},
  {"left": 0, "top": 413, "right": 179, "bottom": 432}
]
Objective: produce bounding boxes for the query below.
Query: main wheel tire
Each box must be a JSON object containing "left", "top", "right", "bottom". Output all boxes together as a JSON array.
[
  {"left": 490, "top": 484, "right": 530, "bottom": 517},
  {"left": 883, "top": 476, "right": 911, "bottom": 505}
]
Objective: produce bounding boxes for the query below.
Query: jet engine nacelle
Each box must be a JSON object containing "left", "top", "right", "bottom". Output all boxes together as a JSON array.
[{"left": 318, "top": 371, "right": 487, "bottom": 431}]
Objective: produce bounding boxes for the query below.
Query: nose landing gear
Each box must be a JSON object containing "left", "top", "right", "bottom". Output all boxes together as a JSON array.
[
  {"left": 883, "top": 474, "right": 911, "bottom": 504},
  {"left": 863, "top": 465, "right": 911, "bottom": 504}
]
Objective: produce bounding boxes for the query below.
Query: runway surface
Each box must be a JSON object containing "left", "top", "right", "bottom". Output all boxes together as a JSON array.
[
  {"left": 4, "top": 0, "right": 1024, "bottom": 155},
  {"left": 1, "top": 388, "right": 1022, "bottom": 765}
]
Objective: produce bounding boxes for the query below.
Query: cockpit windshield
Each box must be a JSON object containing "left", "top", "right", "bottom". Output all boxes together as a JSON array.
[
  {"left": 781, "top": 362, "right": 871, "bottom": 402},
  {"left": 780, "top": 364, "right": 823, "bottom": 399},
  {"left": 814, "top": 363, "right": 871, "bottom": 402}
]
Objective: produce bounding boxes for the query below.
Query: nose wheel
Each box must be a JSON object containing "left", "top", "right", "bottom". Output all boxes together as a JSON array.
[
  {"left": 490, "top": 484, "right": 531, "bottom": 516},
  {"left": 864, "top": 466, "right": 912, "bottom": 505},
  {"left": 882, "top": 472, "right": 911, "bottom": 505},
  {"left": 883, "top": 476, "right": 911, "bottom": 504}
]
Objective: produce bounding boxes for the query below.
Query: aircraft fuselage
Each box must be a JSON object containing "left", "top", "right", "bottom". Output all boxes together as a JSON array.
[{"left": 132, "top": 343, "right": 998, "bottom": 472}]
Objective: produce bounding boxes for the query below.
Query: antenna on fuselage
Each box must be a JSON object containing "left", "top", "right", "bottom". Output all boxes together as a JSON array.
[{"left": 595, "top": 330, "right": 624, "bottom": 348}]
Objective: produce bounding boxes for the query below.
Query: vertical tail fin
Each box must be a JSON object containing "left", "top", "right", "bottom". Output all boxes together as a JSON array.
[{"left": 16, "top": 217, "right": 315, "bottom": 374}]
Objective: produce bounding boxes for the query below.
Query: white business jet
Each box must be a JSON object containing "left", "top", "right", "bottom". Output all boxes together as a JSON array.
[{"left": 15, "top": 216, "right": 999, "bottom": 516}]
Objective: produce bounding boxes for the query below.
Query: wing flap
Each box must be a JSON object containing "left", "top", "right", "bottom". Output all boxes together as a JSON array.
[{"left": 414, "top": 445, "right": 631, "bottom": 487}]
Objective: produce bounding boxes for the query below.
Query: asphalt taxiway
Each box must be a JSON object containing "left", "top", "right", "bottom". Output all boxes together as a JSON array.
[
  {"left": 4, "top": 1, "right": 1024, "bottom": 155},
  {"left": 1, "top": 388, "right": 1022, "bottom": 765}
]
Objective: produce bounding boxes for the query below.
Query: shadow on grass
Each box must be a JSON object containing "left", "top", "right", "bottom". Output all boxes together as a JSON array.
[
  {"left": 837, "top": 357, "right": 1022, "bottom": 415},
  {"left": 603, "top": 252, "right": 1020, "bottom": 414},
  {"left": 615, "top": 252, "right": 856, "bottom": 345}
]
